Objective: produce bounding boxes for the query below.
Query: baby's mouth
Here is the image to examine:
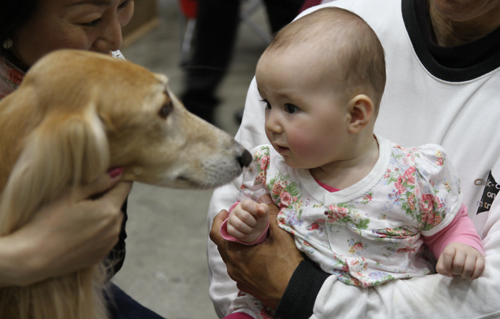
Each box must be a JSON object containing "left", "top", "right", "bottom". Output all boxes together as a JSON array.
[{"left": 274, "top": 144, "right": 290, "bottom": 154}]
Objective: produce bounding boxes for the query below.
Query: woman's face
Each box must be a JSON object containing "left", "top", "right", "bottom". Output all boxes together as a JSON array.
[{"left": 12, "top": 0, "right": 134, "bottom": 69}]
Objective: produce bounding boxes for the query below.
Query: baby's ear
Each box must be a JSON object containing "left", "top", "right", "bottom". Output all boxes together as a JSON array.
[{"left": 347, "top": 94, "right": 375, "bottom": 134}]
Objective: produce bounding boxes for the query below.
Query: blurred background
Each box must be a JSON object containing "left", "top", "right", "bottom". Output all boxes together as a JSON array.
[{"left": 113, "top": 0, "right": 304, "bottom": 318}]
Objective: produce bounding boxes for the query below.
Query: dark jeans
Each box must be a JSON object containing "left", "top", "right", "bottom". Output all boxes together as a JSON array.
[
  {"left": 181, "top": 0, "right": 305, "bottom": 123},
  {"left": 107, "top": 283, "right": 165, "bottom": 319}
]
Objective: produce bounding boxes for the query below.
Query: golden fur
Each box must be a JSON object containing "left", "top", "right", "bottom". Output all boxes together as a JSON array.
[{"left": 0, "top": 50, "right": 251, "bottom": 319}]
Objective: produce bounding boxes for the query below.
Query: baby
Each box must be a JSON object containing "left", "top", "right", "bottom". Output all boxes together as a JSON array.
[{"left": 220, "top": 7, "right": 485, "bottom": 319}]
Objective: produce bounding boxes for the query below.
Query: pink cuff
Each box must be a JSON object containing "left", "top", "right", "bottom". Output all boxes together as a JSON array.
[
  {"left": 223, "top": 313, "right": 255, "bottom": 319},
  {"left": 219, "top": 202, "right": 270, "bottom": 246}
]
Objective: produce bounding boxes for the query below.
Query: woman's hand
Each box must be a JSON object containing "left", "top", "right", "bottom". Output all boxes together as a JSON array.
[
  {"left": 0, "top": 169, "right": 132, "bottom": 287},
  {"left": 210, "top": 194, "right": 304, "bottom": 309}
]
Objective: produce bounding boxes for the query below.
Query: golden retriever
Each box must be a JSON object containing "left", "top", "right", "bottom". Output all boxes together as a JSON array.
[{"left": 0, "top": 50, "right": 251, "bottom": 319}]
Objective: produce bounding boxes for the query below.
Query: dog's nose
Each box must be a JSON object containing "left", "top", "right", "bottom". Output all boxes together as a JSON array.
[{"left": 237, "top": 149, "right": 252, "bottom": 168}]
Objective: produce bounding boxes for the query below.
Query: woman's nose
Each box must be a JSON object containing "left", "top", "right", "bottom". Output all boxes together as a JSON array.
[{"left": 93, "top": 17, "right": 123, "bottom": 52}]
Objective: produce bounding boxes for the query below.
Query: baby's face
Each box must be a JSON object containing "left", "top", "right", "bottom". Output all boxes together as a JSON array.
[{"left": 256, "top": 50, "right": 354, "bottom": 169}]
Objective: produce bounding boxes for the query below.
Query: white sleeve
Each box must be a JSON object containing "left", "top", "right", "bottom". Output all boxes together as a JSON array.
[
  {"left": 207, "top": 183, "right": 240, "bottom": 318},
  {"left": 206, "top": 77, "right": 268, "bottom": 317},
  {"left": 415, "top": 144, "right": 463, "bottom": 236},
  {"left": 233, "top": 78, "right": 268, "bottom": 150}
]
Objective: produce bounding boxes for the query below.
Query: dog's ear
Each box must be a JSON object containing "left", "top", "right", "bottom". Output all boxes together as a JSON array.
[{"left": 0, "top": 106, "right": 109, "bottom": 235}]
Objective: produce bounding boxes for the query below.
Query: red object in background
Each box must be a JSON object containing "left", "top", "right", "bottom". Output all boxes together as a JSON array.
[
  {"left": 300, "top": 0, "right": 323, "bottom": 12},
  {"left": 180, "top": 0, "right": 197, "bottom": 18}
]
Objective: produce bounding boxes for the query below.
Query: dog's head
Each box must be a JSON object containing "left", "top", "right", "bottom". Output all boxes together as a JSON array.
[
  {"left": 33, "top": 50, "right": 251, "bottom": 188},
  {"left": 0, "top": 50, "right": 251, "bottom": 212}
]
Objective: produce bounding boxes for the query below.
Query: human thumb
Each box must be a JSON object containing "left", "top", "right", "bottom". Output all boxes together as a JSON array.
[
  {"left": 258, "top": 193, "right": 280, "bottom": 218},
  {"left": 256, "top": 203, "right": 270, "bottom": 218},
  {"left": 257, "top": 194, "right": 273, "bottom": 204}
]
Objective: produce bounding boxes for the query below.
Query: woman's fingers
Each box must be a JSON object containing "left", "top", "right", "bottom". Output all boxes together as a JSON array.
[{"left": 77, "top": 168, "right": 125, "bottom": 200}]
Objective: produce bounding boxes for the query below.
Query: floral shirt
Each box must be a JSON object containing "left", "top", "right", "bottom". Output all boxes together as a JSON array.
[{"left": 238, "top": 136, "right": 462, "bottom": 287}]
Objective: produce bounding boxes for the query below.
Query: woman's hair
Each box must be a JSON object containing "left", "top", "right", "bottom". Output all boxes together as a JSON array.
[{"left": 0, "top": 0, "right": 39, "bottom": 57}]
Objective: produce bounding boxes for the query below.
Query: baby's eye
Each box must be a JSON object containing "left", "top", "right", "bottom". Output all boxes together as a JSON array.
[
  {"left": 261, "top": 99, "right": 271, "bottom": 110},
  {"left": 284, "top": 104, "right": 299, "bottom": 114}
]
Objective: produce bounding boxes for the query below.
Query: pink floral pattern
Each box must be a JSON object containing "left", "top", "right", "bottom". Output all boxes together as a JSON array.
[
  {"left": 435, "top": 150, "right": 444, "bottom": 166},
  {"left": 384, "top": 149, "right": 451, "bottom": 232},
  {"left": 348, "top": 241, "right": 366, "bottom": 255}
]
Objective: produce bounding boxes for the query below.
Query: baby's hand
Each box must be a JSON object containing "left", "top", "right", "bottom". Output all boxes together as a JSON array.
[
  {"left": 226, "top": 199, "right": 269, "bottom": 243},
  {"left": 436, "top": 242, "right": 485, "bottom": 279}
]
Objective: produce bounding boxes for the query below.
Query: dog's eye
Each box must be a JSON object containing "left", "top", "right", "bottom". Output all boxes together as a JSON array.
[{"left": 159, "top": 102, "right": 173, "bottom": 119}]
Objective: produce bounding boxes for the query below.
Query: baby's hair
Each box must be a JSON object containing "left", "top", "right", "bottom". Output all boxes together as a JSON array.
[{"left": 266, "top": 7, "right": 386, "bottom": 110}]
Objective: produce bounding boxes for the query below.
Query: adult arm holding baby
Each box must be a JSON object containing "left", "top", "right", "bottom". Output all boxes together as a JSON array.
[
  {"left": 0, "top": 171, "right": 130, "bottom": 287},
  {"left": 211, "top": 198, "right": 304, "bottom": 311}
]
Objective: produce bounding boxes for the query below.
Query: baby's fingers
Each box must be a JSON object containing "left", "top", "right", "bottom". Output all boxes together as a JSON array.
[
  {"left": 437, "top": 243, "right": 485, "bottom": 279},
  {"left": 436, "top": 247, "right": 456, "bottom": 276},
  {"left": 452, "top": 247, "right": 485, "bottom": 279},
  {"left": 470, "top": 255, "right": 486, "bottom": 280},
  {"left": 228, "top": 212, "right": 255, "bottom": 233},
  {"left": 226, "top": 221, "right": 251, "bottom": 240},
  {"left": 256, "top": 203, "right": 269, "bottom": 219},
  {"left": 460, "top": 253, "right": 477, "bottom": 279},
  {"left": 240, "top": 200, "right": 260, "bottom": 217},
  {"left": 450, "top": 249, "right": 466, "bottom": 276},
  {"left": 458, "top": 252, "right": 485, "bottom": 279}
]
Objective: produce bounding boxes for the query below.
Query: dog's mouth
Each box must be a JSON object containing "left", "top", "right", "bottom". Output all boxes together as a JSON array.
[{"left": 172, "top": 148, "right": 251, "bottom": 189}]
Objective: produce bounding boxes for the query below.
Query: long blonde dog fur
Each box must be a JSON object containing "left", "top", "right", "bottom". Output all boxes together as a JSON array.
[{"left": 0, "top": 50, "right": 251, "bottom": 319}]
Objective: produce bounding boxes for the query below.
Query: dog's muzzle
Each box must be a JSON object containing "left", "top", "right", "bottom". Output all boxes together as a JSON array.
[{"left": 237, "top": 149, "right": 252, "bottom": 168}]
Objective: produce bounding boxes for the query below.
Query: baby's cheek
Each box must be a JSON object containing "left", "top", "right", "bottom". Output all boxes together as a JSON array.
[{"left": 289, "top": 133, "right": 323, "bottom": 159}]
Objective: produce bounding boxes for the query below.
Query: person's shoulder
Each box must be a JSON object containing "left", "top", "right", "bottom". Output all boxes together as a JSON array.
[
  {"left": 389, "top": 142, "right": 447, "bottom": 161},
  {"left": 389, "top": 142, "right": 457, "bottom": 182}
]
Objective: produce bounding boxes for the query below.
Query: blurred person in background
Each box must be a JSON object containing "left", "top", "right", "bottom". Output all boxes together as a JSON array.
[{"left": 179, "top": 0, "right": 305, "bottom": 125}]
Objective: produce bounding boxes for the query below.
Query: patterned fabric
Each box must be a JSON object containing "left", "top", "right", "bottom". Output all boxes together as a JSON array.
[
  {"left": 0, "top": 55, "right": 24, "bottom": 99},
  {"left": 238, "top": 136, "right": 462, "bottom": 287},
  {"left": 0, "top": 50, "right": 123, "bottom": 100}
]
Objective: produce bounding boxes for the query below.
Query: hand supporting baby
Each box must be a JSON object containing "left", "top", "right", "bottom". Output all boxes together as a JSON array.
[
  {"left": 436, "top": 242, "right": 485, "bottom": 280},
  {"left": 226, "top": 199, "right": 270, "bottom": 244}
]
